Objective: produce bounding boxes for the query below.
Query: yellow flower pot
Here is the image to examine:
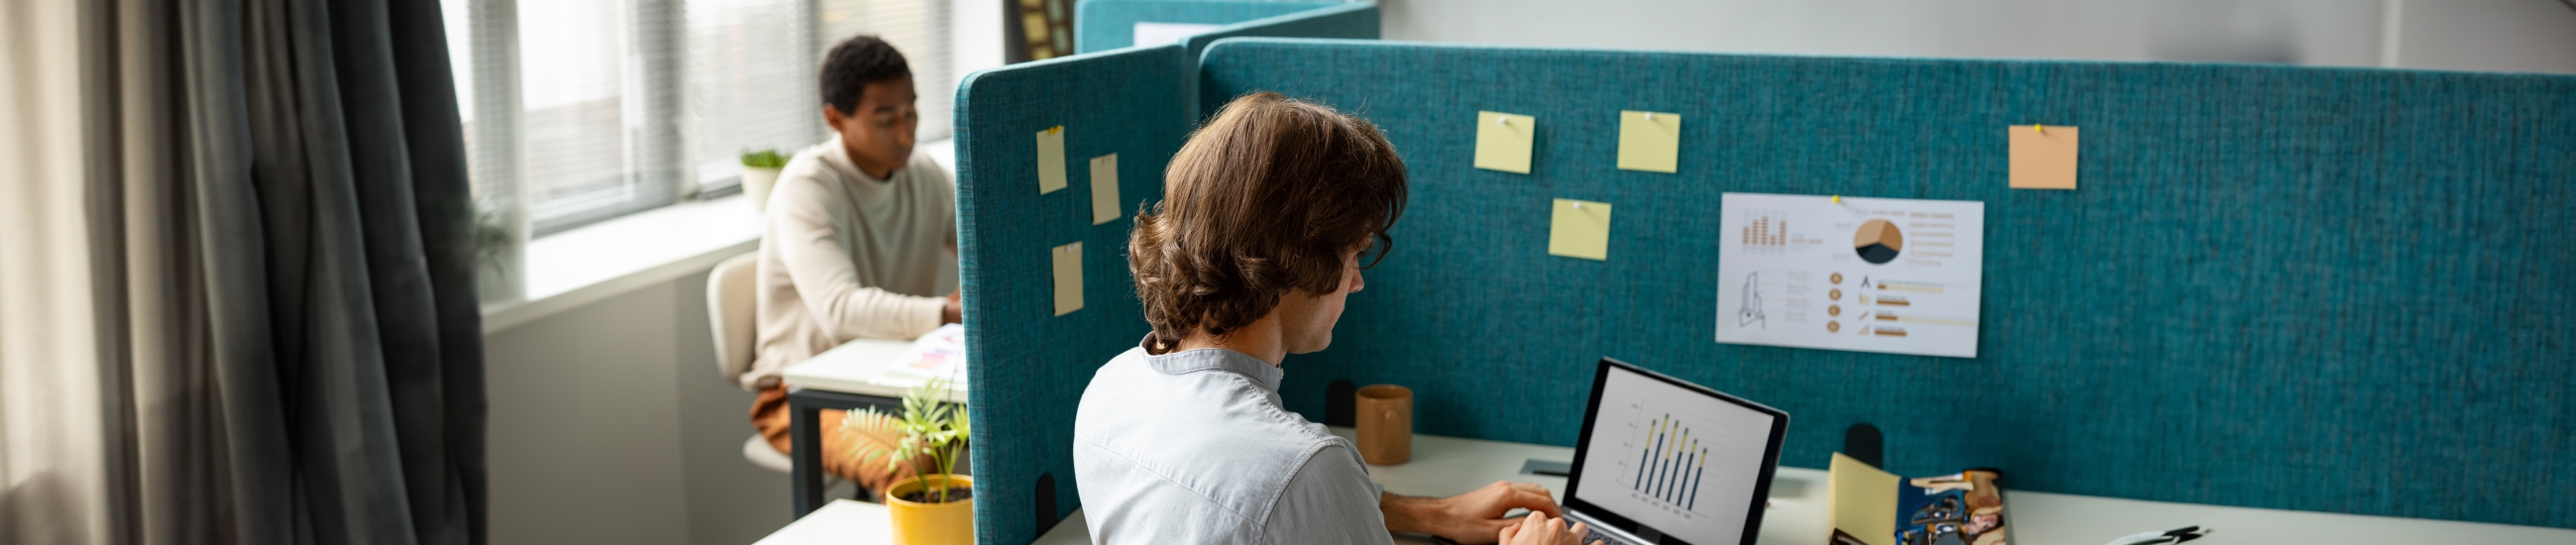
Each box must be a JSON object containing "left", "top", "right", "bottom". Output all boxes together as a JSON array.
[{"left": 885, "top": 475, "right": 974, "bottom": 545}]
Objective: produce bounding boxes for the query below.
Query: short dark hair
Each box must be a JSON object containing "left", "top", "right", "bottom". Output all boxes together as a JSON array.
[
  {"left": 819, "top": 35, "right": 912, "bottom": 115},
  {"left": 1128, "top": 92, "right": 1409, "bottom": 350}
]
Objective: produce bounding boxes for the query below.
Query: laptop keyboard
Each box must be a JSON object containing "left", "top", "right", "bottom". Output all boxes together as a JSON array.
[{"left": 1567, "top": 517, "right": 1640, "bottom": 545}]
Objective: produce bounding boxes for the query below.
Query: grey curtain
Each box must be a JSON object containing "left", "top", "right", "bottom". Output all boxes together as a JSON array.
[{"left": 170, "top": 0, "right": 487, "bottom": 542}]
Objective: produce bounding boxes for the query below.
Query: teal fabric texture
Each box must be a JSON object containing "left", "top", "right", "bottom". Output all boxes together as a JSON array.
[
  {"left": 1074, "top": 0, "right": 1381, "bottom": 117},
  {"left": 954, "top": 45, "right": 1190, "bottom": 545},
  {"left": 1073, "top": 0, "right": 1341, "bottom": 54},
  {"left": 1175, "top": 2, "right": 1378, "bottom": 68},
  {"left": 1190, "top": 38, "right": 2576, "bottom": 529},
  {"left": 1172, "top": 2, "right": 1379, "bottom": 119}
]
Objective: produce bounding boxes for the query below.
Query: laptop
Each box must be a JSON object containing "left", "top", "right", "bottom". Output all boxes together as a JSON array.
[{"left": 1559, "top": 358, "right": 1790, "bottom": 545}]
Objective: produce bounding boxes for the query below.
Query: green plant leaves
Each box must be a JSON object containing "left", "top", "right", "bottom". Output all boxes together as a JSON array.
[{"left": 841, "top": 376, "right": 972, "bottom": 502}]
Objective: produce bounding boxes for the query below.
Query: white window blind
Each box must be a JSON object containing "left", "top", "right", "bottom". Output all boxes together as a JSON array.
[
  {"left": 442, "top": 0, "right": 952, "bottom": 239},
  {"left": 687, "top": 0, "right": 822, "bottom": 191},
  {"left": 519, "top": 0, "right": 650, "bottom": 231},
  {"left": 821, "top": 0, "right": 955, "bottom": 142}
]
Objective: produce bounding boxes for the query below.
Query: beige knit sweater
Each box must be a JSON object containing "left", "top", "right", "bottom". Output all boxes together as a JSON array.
[{"left": 745, "top": 136, "right": 957, "bottom": 389}]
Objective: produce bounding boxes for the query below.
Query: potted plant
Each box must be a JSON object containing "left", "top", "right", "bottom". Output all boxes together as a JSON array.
[
  {"left": 844, "top": 377, "right": 973, "bottom": 544},
  {"left": 740, "top": 149, "right": 788, "bottom": 213},
  {"left": 471, "top": 201, "right": 522, "bottom": 304}
]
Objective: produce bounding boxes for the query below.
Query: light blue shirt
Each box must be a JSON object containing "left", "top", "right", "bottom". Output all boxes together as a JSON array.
[{"left": 1073, "top": 338, "right": 1391, "bottom": 544}]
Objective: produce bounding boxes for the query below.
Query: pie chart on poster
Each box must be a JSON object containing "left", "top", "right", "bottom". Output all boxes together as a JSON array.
[{"left": 1854, "top": 219, "right": 1903, "bottom": 265}]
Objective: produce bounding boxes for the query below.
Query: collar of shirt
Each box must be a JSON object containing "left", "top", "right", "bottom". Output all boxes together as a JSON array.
[{"left": 1137, "top": 336, "right": 1283, "bottom": 392}]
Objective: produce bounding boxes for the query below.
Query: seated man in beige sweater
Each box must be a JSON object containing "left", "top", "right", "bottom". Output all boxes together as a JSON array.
[{"left": 745, "top": 35, "right": 961, "bottom": 496}]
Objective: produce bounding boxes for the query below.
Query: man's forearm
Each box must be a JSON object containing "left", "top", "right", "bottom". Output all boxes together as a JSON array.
[{"left": 1380, "top": 492, "right": 1446, "bottom": 536}]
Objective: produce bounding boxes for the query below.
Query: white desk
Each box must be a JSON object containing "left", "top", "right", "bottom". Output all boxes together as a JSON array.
[
  {"left": 1033, "top": 428, "right": 2575, "bottom": 544},
  {"left": 779, "top": 336, "right": 972, "bottom": 517},
  {"left": 756, "top": 499, "right": 890, "bottom": 544},
  {"left": 783, "top": 337, "right": 970, "bottom": 403}
]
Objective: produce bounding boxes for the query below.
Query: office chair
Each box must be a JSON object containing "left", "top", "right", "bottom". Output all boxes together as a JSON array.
[{"left": 706, "top": 252, "right": 800, "bottom": 474}]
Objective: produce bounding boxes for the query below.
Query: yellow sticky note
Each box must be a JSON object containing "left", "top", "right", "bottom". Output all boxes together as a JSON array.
[
  {"left": 1548, "top": 198, "right": 1611, "bottom": 261},
  {"left": 2008, "top": 125, "right": 2078, "bottom": 189},
  {"left": 1089, "top": 154, "right": 1120, "bottom": 225},
  {"left": 1617, "top": 110, "right": 1679, "bottom": 173},
  {"left": 1036, "top": 126, "right": 1067, "bottom": 194},
  {"left": 1474, "top": 111, "right": 1535, "bottom": 173},
  {"left": 1052, "top": 242, "right": 1083, "bottom": 316},
  {"left": 1827, "top": 453, "right": 1898, "bottom": 545}
]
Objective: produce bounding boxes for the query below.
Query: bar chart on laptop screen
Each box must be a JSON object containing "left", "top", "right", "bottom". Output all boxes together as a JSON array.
[{"left": 1604, "top": 402, "right": 1736, "bottom": 519}]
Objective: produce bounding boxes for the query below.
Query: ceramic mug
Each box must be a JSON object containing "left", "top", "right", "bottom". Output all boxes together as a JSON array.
[{"left": 1355, "top": 384, "right": 1413, "bottom": 465}]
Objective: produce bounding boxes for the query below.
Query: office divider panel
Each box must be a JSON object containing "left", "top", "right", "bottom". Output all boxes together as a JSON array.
[
  {"left": 1174, "top": 2, "right": 1378, "bottom": 69},
  {"left": 955, "top": 44, "right": 1190, "bottom": 544},
  {"left": 1077, "top": 0, "right": 1382, "bottom": 118},
  {"left": 1193, "top": 39, "right": 2576, "bottom": 528},
  {"left": 1074, "top": 0, "right": 1342, "bottom": 54}
]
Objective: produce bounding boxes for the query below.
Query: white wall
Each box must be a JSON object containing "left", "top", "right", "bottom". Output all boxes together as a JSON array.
[
  {"left": 1380, "top": 0, "right": 2576, "bottom": 74},
  {"left": 2396, "top": 0, "right": 2576, "bottom": 74},
  {"left": 484, "top": 269, "right": 811, "bottom": 545}
]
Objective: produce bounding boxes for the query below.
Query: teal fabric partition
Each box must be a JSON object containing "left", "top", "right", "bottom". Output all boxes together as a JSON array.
[
  {"left": 1173, "top": 2, "right": 1377, "bottom": 65},
  {"left": 954, "top": 45, "right": 1190, "bottom": 544},
  {"left": 1074, "top": 0, "right": 1342, "bottom": 54},
  {"left": 1187, "top": 38, "right": 2576, "bottom": 528},
  {"left": 1074, "top": 0, "right": 1380, "bottom": 117}
]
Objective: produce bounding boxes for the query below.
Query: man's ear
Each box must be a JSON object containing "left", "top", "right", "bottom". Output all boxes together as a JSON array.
[{"left": 820, "top": 103, "right": 845, "bottom": 126}]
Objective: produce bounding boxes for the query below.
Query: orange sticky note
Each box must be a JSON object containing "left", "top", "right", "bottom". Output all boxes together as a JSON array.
[{"left": 2009, "top": 125, "right": 2078, "bottom": 189}]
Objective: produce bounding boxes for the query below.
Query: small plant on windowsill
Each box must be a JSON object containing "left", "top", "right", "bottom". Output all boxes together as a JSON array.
[
  {"left": 843, "top": 376, "right": 974, "bottom": 544},
  {"left": 739, "top": 148, "right": 789, "bottom": 213}
]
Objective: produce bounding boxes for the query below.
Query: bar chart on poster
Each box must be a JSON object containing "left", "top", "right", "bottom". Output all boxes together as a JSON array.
[{"left": 1713, "top": 193, "right": 1986, "bottom": 358}]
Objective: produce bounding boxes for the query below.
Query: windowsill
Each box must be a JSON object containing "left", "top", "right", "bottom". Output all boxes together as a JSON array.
[
  {"left": 479, "top": 138, "right": 957, "bottom": 334},
  {"left": 480, "top": 193, "right": 764, "bottom": 334}
]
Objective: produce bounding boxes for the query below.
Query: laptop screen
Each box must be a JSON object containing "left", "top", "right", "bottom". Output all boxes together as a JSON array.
[{"left": 1567, "top": 360, "right": 1786, "bottom": 545}]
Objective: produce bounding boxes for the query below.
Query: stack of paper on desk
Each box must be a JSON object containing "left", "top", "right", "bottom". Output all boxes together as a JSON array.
[{"left": 866, "top": 323, "right": 969, "bottom": 391}]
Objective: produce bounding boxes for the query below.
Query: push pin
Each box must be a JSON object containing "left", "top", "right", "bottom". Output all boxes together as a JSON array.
[
  {"left": 1644, "top": 112, "right": 1654, "bottom": 121},
  {"left": 1496, "top": 116, "right": 1508, "bottom": 125},
  {"left": 1831, "top": 195, "right": 1841, "bottom": 204},
  {"left": 1573, "top": 202, "right": 1583, "bottom": 209},
  {"left": 2034, "top": 124, "right": 2044, "bottom": 135}
]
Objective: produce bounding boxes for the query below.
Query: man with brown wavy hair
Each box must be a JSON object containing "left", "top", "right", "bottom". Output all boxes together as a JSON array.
[{"left": 1072, "top": 93, "right": 1595, "bottom": 545}]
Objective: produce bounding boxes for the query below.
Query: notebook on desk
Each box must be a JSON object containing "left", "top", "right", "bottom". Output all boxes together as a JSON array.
[{"left": 1556, "top": 358, "right": 1792, "bottom": 545}]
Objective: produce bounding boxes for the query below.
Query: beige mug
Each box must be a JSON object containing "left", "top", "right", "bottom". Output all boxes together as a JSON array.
[{"left": 1355, "top": 384, "right": 1413, "bottom": 465}]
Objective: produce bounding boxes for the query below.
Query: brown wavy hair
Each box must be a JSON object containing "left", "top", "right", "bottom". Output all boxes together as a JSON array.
[{"left": 1128, "top": 92, "right": 1408, "bottom": 352}]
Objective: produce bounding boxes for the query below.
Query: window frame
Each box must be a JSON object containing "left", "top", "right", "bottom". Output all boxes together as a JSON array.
[{"left": 458, "top": 0, "right": 948, "bottom": 239}]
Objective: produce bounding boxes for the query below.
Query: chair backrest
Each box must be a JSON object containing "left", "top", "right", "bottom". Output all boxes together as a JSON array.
[{"left": 707, "top": 252, "right": 760, "bottom": 388}]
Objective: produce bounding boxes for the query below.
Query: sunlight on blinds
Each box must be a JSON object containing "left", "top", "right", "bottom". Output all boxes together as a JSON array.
[
  {"left": 687, "top": 0, "right": 822, "bottom": 188},
  {"left": 519, "top": 0, "right": 639, "bottom": 225},
  {"left": 823, "top": 0, "right": 954, "bottom": 142}
]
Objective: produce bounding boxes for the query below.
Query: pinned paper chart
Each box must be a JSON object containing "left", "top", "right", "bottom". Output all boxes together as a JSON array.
[{"left": 1714, "top": 193, "right": 1985, "bottom": 358}]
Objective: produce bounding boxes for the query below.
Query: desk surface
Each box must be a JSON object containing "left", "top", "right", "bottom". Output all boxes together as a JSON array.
[
  {"left": 757, "top": 499, "right": 889, "bottom": 544},
  {"left": 782, "top": 337, "right": 969, "bottom": 402},
  {"left": 1033, "top": 428, "right": 2575, "bottom": 545}
]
